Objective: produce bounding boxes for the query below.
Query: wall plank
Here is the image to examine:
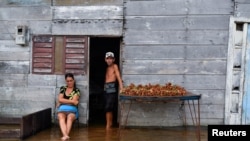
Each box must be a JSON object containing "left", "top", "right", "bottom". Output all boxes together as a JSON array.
[
  {"left": 0, "top": 7, "right": 52, "bottom": 20},
  {"left": 124, "top": 30, "right": 228, "bottom": 45},
  {"left": 53, "top": 0, "right": 123, "bottom": 6},
  {"left": 0, "top": 100, "right": 53, "bottom": 115},
  {"left": 122, "top": 75, "right": 226, "bottom": 90},
  {"left": 123, "top": 45, "right": 227, "bottom": 59},
  {"left": 235, "top": 4, "right": 250, "bottom": 18},
  {"left": 125, "top": 0, "right": 233, "bottom": 16},
  {"left": 0, "top": 87, "right": 55, "bottom": 101},
  {"left": 0, "top": 34, "right": 15, "bottom": 40},
  {"left": 0, "top": 40, "right": 29, "bottom": 51},
  {"left": 0, "top": 0, "right": 51, "bottom": 6},
  {"left": 0, "top": 52, "right": 29, "bottom": 61},
  {"left": 52, "top": 6, "right": 123, "bottom": 36},
  {"left": 123, "top": 60, "right": 226, "bottom": 75},
  {"left": 78, "top": 103, "right": 88, "bottom": 123},
  {"left": 0, "top": 21, "right": 51, "bottom": 35},
  {"left": 235, "top": 0, "right": 250, "bottom": 3},
  {"left": 28, "top": 74, "right": 57, "bottom": 87},
  {"left": 52, "top": 19, "right": 123, "bottom": 35},
  {"left": 125, "top": 16, "right": 230, "bottom": 30},
  {"left": 53, "top": 6, "right": 123, "bottom": 19},
  {"left": 0, "top": 74, "right": 27, "bottom": 87},
  {"left": 0, "top": 87, "right": 55, "bottom": 115},
  {"left": 0, "top": 61, "right": 29, "bottom": 74},
  {"left": 188, "top": 90, "right": 225, "bottom": 105},
  {"left": 28, "top": 21, "right": 52, "bottom": 34},
  {"left": 0, "top": 21, "right": 30, "bottom": 34}
]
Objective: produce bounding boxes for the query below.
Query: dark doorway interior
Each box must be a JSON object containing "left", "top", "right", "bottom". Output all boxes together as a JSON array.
[{"left": 89, "top": 37, "right": 121, "bottom": 127}]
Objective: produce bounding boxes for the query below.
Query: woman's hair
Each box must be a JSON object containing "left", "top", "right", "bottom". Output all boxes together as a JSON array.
[
  {"left": 65, "top": 73, "right": 76, "bottom": 89},
  {"left": 65, "top": 73, "right": 74, "bottom": 80}
]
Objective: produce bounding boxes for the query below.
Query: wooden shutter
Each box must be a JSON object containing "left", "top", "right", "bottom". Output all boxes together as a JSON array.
[
  {"left": 64, "top": 36, "right": 88, "bottom": 75},
  {"left": 32, "top": 36, "right": 54, "bottom": 74}
]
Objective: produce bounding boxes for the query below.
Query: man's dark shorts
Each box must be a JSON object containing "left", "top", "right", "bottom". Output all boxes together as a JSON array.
[
  {"left": 104, "top": 92, "right": 116, "bottom": 112},
  {"left": 104, "top": 82, "right": 117, "bottom": 112}
]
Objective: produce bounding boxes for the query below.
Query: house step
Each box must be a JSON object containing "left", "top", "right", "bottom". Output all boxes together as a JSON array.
[{"left": 0, "top": 125, "right": 20, "bottom": 139}]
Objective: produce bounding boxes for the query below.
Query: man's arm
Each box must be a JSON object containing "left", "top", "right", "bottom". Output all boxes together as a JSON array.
[{"left": 114, "top": 64, "right": 123, "bottom": 93}]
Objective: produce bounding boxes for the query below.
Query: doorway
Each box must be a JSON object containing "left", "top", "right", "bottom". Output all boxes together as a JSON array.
[{"left": 88, "top": 37, "right": 121, "bottom": 127}]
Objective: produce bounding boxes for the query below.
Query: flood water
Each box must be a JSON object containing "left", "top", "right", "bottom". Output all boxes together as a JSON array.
[{"left": 1, "top": 125, "right": 208, "bottom": 141}]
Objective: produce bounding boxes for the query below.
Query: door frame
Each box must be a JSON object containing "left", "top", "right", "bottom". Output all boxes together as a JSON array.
[{"left": 225, "top": 16, "right": 250, "bottom": 124}]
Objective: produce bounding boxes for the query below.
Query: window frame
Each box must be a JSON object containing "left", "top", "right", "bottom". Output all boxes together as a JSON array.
[{"left": 32, "top": 35, "right": 88, "bottom": 75}]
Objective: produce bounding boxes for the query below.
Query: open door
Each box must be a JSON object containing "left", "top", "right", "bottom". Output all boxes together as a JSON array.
[{"left": 88, "top": 37, "right": 121, "bottom": 127}]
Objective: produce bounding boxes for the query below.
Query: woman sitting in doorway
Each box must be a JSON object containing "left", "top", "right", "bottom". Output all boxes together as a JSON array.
[{"left": 57, "top": 73, "right": 80, "bottom": 141}]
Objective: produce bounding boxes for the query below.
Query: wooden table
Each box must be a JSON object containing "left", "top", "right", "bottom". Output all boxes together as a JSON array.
[{"left": 118, "top": 93, "right": 201, "bottom": 141}]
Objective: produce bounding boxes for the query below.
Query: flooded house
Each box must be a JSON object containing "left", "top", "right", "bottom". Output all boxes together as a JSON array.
[{"left": 0, "top": 0, "right": 250, "bottom": 129}]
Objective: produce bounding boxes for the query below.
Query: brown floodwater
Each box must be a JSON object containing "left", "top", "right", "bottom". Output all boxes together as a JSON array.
[{"left": 0, "top": 125, "right": 208, "bottom": 141}]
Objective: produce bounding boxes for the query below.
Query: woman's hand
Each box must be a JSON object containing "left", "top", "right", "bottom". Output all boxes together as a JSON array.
[
  {"left": 58, "top": 94, "right": 79, "bottom": 105},
  {"left": 72, "top": 100, "right": 79, "bottom": 106},
  {"left": 71, "top": 95, "right": 79, "bottom": 106},
  {"left": 56, "top": 102, "right": 61, "bottom": 108}
]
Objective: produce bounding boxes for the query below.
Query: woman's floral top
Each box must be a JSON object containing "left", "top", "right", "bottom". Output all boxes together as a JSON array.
[{"left": 59, "top": 86, "right": 80, "bottom": 100}]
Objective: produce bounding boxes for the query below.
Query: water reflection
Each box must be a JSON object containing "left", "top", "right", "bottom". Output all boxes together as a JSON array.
[{"left": 0, "top": 125, "right": 207, "bottom": 141}]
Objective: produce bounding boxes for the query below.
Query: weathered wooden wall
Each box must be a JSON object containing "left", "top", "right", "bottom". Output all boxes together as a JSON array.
[
  {"left": 52, "top": 0, "right": 123, "bottom": 36},
  {"left": 121, "top": 0, "right": 234, "bottom": 126},
  {"left": 0, "top": 0, "right": 123, "bottom": 125},
  {"left": 53, "top": 0, "right": 123, "bottom": 6},
  {"left": 52, "top": 6, "right": 123, "bottom": 35},
  {"left": 235, "top": 0, "right": 250, "bottom": 18},
  {"left": 1, "top": 0, "right": 249, "bottom": 127}
]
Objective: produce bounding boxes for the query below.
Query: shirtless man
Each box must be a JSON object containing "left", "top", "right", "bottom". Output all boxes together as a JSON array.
[{"left": 104, "top": 52, "right": 123, "bottom": 130}]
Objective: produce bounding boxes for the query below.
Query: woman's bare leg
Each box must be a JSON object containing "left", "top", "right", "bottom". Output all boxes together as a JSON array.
[
  {"left": 66, "top": 113, "right": 76, "bottom": 136},
  {"left": 58, "top": 113, "right": 69, "bottom": 140}
]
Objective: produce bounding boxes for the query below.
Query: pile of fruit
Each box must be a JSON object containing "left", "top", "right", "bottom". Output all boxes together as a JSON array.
[{"left": 120, "top": 83, "right": 187, "bottom": 96}]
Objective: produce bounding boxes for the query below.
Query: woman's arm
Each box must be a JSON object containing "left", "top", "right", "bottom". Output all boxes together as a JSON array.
[{"left": 58, "top": 94, "right": 79, "bottom": 106}]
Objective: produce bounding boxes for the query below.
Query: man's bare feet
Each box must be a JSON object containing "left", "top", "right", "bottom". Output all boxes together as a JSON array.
[
  {"left": 106, "top": 126, "right": 111, "bottom": 130},
  {"left": 106, "top": 123, "right": 112, "bottom": 130}
]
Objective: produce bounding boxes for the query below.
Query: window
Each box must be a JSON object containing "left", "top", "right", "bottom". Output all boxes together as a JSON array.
[{"left": 32, "top": 35, "right": 88, "bottom": 75}]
